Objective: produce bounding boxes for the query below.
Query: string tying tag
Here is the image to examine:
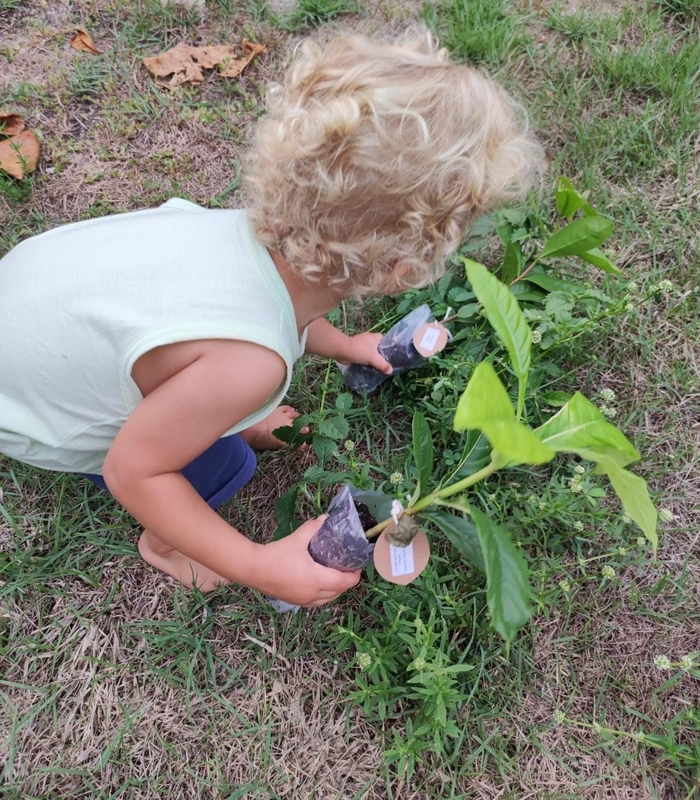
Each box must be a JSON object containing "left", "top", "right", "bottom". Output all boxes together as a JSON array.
[{"left": 391, "top": 500, "right": 404, "bottom": 526}]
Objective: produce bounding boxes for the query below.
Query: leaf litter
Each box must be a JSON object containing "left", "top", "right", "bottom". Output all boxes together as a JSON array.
[
  {"left": 0, "top": 114, "right": 40, "bottom": 179},
  {"left": 143, "top": 39, "right": 267, "bottom": 87},
  {"left": 69, "top": 28, "right": 102, "bottom": 56}
]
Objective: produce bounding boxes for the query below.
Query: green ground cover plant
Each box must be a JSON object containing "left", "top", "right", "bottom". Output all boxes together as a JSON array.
[{"left": 1, "top": 0, "right": 699, "bottom": 798}]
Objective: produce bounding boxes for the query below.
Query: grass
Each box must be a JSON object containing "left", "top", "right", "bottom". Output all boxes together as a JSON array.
[{"left": 1, "top": 0, "right": 700, "bottom": 797}]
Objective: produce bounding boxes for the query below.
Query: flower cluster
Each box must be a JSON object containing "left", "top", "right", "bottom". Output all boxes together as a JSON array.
[
  {"left": 569, "top": 475, "right": 583, "bottom": 493},
  {"left": 601, "top": 565, "right": 616, "bottom": 580},
  {"left": 573, "top": 520, "right": 584, "bottom": 532},
  {"left": 531, "top": 329, "right": 542, "bottom": 344},
  {"left": 389, "top": 471, "right": 404, "bottom": 486},
  {"left": 356, "top": 651, "right": 372, "bottom": 670}
]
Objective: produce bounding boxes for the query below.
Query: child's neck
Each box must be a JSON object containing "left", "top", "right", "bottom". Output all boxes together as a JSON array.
[{"left": 270, "top": 251, "right": 346, "bottom": 334}]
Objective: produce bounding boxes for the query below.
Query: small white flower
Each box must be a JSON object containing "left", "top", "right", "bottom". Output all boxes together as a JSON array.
[
  {"left": 538, "top": 500, "right": 547, "bottom": 510},
  {"left": 553, "top": 710, "right": 566, "bottom": 724},
  {"left": 628, "top": 281, "right": 638, "bottom": 293},
  {"left": 625, "top": 301, "right": 635, "bottom": 312},
  {"left": 599, "top": 388, "right": 616, "bottom": 404},
  {"left": 528, "top": 494, "right": 538, "bottom": 506},
  {"left": 658, "top": 508, "right": 675, "bottom": 523},
  {"left": 658, "top": 279, "right": 673, "bottom": 294},
  {"left": 569, "top": 476, "right": 583, "bottom": 493},
  {"left": 344, "top": 439, "right": 355, "bottom": 452},
  {"left": 680, "top": 655, "right": 694, "bottom": 672},
  {"left": 600, "top": 404, "right": 617, "bottom": 419},
  {"left": 573, "top": 520, "right": 584, "bottom": 532},
  {"left": 559, "top": 579, "right": 571, "bottom": 592},
  {"left": 356, "top": 652, "right": 372, "bottom": 670},
  {"left": 592, "top": 722, "right": 603, "bottom": 736},
  {"left": 602, "top": 565, "right": 616, "bottom": 580},
  {"left": 531, "top": 329, "right": 542, "bottom": 344},
  {"left": 389, "top": 471, "right": 404, "bottom": 486},
  {"left": 654, "top": 654, "right": 672, "bottom": 671},
  {"left": 636, "top": 536, "right": 647, "bottom": 547},
  {"left": 618, "top": 546, "right": 628, "bottom": 556},
  {"left": 488, "top": 493, "right": 497, "bottom": 502},
  {"left": 574, "top": 465, "right": 586, "bottom": 475},
  {"left": 410, "top": 657, "right": 427, "bottom": 671}
]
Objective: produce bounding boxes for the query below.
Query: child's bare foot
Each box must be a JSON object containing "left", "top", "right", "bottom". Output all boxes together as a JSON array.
[
  {"left": 239, "top": 404, "right": 309, "bottom": 450},
  {"left": 138, "top": 529, "right": 228, "bottom": 592}
]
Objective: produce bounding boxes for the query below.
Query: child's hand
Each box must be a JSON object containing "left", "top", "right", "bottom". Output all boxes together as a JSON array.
[
  {"left": 257, "top": 516, "right": 361, "bottom": 606},
  {"left": 348, "top": 332, "right": 393, "bottom": 375}
]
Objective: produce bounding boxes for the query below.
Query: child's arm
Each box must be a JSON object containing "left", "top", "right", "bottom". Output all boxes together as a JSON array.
[
  {"left": 305, "top": 317, "right": 392, "bottom": 374},
  {"left": 103, "top": 340, "right": 358, "bottom": 606}
]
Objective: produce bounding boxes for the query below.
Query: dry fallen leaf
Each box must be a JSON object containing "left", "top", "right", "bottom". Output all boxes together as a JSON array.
[
  {"left": 143, "top": 40, "right": 267, "bottom": 88},
  {"left": 219, "top": 40, "right": 267, "bottom": 79},
  {"left": 0, "top": 130, "right": 41, "bottom": 179},
  {"left": 70, "top": 28, "right": 101, "bottom": 56},
  {"left": 0, "top": 113, "right": 25, "bottom": 137}
]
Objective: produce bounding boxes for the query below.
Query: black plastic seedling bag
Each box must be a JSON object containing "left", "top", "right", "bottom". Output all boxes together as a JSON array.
[
  {"left": 267, "top": 485, "right": 393, "bottom": 613},
  {"left": 340, "top": 304, "right": 434, "bottom": 394}
]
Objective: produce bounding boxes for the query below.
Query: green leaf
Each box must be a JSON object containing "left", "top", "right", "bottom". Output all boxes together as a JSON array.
[
  {"left": 454, "top": 361, "right": 513, "bottom": 430},
  {"left": 420, "top": 509, "right": 485, "bottom": 572},
  {"left": 500, "top": 239, "right": 524, "bottom": 284},
  {"left": 335, "top": 392, "right": 353, "bottom": 411},
  {"left": 462, "top": 258, "right": 531, "bottom": 417},
  {"left": 598, "top": 457, "right": 658, "bottom": 551},
  {"left": 318, "top": 415, "right": 349, "bottom": 441},
  {"left": 412, "top": 411, "right": 434, "bottom": 498},
  {"left": 538, "top": 216, "right": 614, "bottom": 260},
  {"left": 312, "top": 434, "right": 337, "bottom": 464},
  {"left": 534, "top": 392, "right": 639, "bottom": 466},
  {"left": 578, "top": 247, "right": 622, "bottom": 275},
  {"left": 471, "top": 508, "right": 533, "bottom": 646},
  {"left": 454, "top": 362, "right": 554, "bottom": 465},
  {"left": 542, "top": 391, "right": 573, "bottom": 408},
  {"left": 555, "top": 176, "right": 597, "bottom": 220},
  {"left": 271, "top": 416, "right": 313, "bottom": 448},
  {"left": 523, "top": 272, "right": 588, "bottom": 295},
  {"left": 448, "top": 431, "right": 491, "bottom": 481},
  {"left": 272, "top": 486, "right": 299, "bottom": 540}
]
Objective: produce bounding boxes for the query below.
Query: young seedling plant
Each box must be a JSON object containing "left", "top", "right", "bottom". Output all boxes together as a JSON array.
[{"left": 282, "top": 179, "right": 659, "bottom": 649}]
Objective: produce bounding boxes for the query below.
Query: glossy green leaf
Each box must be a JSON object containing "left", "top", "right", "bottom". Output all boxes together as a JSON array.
[
  {"left": 412, "top": 411, "right": 434, "bottom": 497},
  {"left": 420, "top": 509, "right": 485, "bottom": 573},
  {"left": 578, "top": 247, "right": 622, "bottom": 275},
  {"left": 272, "top": 486, "right": 298, "bottom": 540},
  {"left": 500, "top": 239, "right": 524, "bottom": 284},
  {"left": 471, "top": 508, "right": 533, "bottom": 646},
  {"left": 463, "top": 260, "right": 532, "bottom": 402},
  {"left": 523, "top": 272, "right": 588, "bottom": 295},
  {"left": 454, "top": 361, "right": 513, "bottom": 430},
  {"left": 447, "top": 431, "right": 491, "bottom": 482},
  {"left": 538, "top": 216, "right": 614, "bottom": 260},
  {"left": 534, "top": 392, "right": 639, "bottom": 466},
  {"left": 454, "top": 362, "right": 554, "bottom": 465},
  {"left": 598, "top": 457, "right": 658, "bottom": 551},
  {"left": 555, "top": 177, "right": 597, "bottom": 220}
]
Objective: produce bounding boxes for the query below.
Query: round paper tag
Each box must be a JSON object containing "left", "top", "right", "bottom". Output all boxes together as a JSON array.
[
  {"left": 412, "top": 322, "right": 448, "bottom": 358},
  {"left": 373, "top": 526, "right": 430, "bottom": 585}
]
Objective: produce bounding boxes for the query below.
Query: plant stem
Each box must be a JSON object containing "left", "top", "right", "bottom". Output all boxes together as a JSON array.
[
  {"left": 508, "top": 256, "right": 541, "bottom": 288},
  {"left": 364, "top": 458, "right": 501, "bottom": 539}
]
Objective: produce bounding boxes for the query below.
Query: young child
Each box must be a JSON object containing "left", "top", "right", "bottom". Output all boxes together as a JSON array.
[{"left": 0, "top": 33, "right": 541, "bottom": 607}]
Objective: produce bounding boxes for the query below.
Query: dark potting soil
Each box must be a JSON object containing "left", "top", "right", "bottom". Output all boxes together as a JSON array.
[{"left": 354, "top": 501, "right": 378, "bottom": 532}]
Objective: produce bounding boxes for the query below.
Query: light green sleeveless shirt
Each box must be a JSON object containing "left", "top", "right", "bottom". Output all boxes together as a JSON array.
[{"left": 0, "top": 199, "right": 306, "bottom": 474}]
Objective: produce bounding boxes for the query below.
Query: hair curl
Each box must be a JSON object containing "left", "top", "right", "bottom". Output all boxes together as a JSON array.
[{"left": 243, "top": 33, "right": 543, "bottom": 297}]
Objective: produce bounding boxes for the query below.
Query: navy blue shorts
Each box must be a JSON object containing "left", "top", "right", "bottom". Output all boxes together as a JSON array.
[{"left": 83, "top": 434, "right": 257, "bottom": 509}]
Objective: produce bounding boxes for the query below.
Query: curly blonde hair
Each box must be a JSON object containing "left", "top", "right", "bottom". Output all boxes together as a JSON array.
[{"left": 244, "top": 33, "right": 543, "bottom": 297}]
